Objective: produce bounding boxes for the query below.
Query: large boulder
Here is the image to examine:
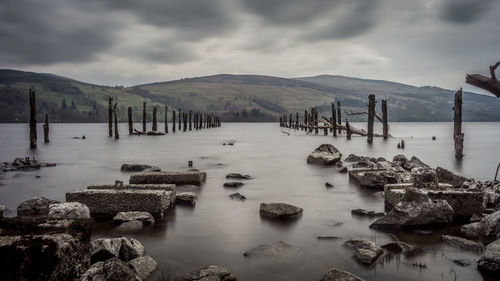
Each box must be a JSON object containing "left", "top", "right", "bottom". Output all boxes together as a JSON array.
[
  {"left": 175, "top": 265, "right": 236, "bottom": 281},
  {"left": 90, "top": 237, "right": 144, "bottom": 264},
  {"left": 343, "top": 239, "right": 384, "bottom": 266},
  {"left": 0, "top": 234, "right": 89, "bottom": 281},
  {"left": 128, "top": 255, "right": 158, "bottom": 280},
  {"left": 17, "top": 196, "right": 60, "bottom": 217},
  {"left": 259, "top": 203, "right": 303, "bottom": 220},
  {"left": 176, "top": 192, "right": 197, "bottom": 206},
  {"left": 48, "top": 202, "right": 90, "bottom": 219},
  {"left": 320, "top": 268, "right": 365, "bottom": 281},
  {"left": 113, "top": 211, "right": 155, "bottom": 225},
  {"left": 345, "top": 154, "right": 371, "bottom": 163},
  {"left": 120, "top": 164, "right": 160, "bottom": 172},
  {"left": 243, "top": 241, "right": 294, "bottom": 258},
  {"left": 477, "top": 238, "right": 500, "bottom": 274},
  {"left": 352, "top": 170, "right": 399, "bottom": 190},
  {"left": 436, "top": 167, "right": 469, "bottom": 188},
  {"left": 370, "top": 188, "right": 454, "bottom": 228},
  {"left": 306, "top": 144, "right": 342, "bottom": 166},
  {"left": 80, "top": 258, "right": 141, "bottom": 281},
  {"left": 479, "top": 211, "right": 500, "bottom": 243},
  {"left": 410, "top": 167, "right": 437, "bottom": 188},
  {"left": 461, "top": 222, "right": 480, "bottom": 238}
]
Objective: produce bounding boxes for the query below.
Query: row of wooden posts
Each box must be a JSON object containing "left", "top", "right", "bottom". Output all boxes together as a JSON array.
[
  {"left": 108, "top": 97, "right": 221, "bottom": 139},
  {"left": 279, "top": 95, "right": 389, "bottom": 143}
]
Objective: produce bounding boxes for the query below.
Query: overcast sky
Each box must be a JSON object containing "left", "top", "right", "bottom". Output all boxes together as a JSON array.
[{"left": 1, "top": 0, "right": 499, "bottom": 93}]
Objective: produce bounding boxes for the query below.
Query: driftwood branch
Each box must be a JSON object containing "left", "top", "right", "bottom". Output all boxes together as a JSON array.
[
  {"left": 466, "top": 61, "right": 500, "bottom": 97},
  {"left": 343, "top": 109, "right": 383, "bottom": 123},
  {"left": 320, "top": 116, "right": 388, "bottom": 138}
]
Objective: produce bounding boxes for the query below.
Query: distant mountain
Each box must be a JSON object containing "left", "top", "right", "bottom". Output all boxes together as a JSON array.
[{"left": 1, "top": 69, "right": 499, "bottom": 123}]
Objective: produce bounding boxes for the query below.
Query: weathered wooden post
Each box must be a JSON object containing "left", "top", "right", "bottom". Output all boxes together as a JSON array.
[
  {"left": 183, "top": 113, "right": 187, "bottom": 132},
  {"left": 108, "top": 96, "right": 113, "bottom": 137},
  {"left": 114, "top": 103, "right": 119, "bottom": 139},
  {"left": 29, "top": 89, "right": 37, "bottom": 148},
  {"left": 331, "top": 102, "right": 337, "bottom": 137},
  {"left": 454, "top": 89, "right": 464, "bottom": 159},
  {"left": 128, "top": 107, "right": 133, "bottom": 134},
  {"left": 43, "top": 113, "right": 49, "bottom": 143},
  {"left": 337, "top": 101, "right": 342, "bottom": 134},
  {"left": 178, "top": 108, "right": 182, "bottom": 131},
  {"left": 314, "top": 108, "right": 319, "bottom": 134},
  {"left": 367, "top": 94, "right": 376, "bottom": 143},
  {"left": 189, "top": 111, "right": 192, "bottom": 131},
  {"left": 165, "top": 108, "right": 171, "bottom": 133},
  {"left": 382, "top": 99, "right": 388, "bottom": 139},
  {"left": 172, "top": 110, "right": 176, "bottom": 133},
  {"left": 280, "top": 116, "right": 283, "bottom": 127},
  {"left": 346, "top": 120, "right": 352, "bottom": 140},
  {"left": 296, "top": 112, "right": 299, "bottom": 129},
  {"left": 152, "top": 106, "right": 157, "bottom": 131},
  {"left": 142, "top": 102, "right": 147, "bottom": 132}
]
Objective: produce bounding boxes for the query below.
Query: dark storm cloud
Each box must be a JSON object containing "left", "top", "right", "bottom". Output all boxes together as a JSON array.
[{"left": 440, "top": 0, "right": 498, "bottom": 24}]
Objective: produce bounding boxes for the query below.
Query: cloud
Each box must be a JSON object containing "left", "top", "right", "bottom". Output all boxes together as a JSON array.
[{"left": 440, "top": 0, "right": 498, "bottom": 24}]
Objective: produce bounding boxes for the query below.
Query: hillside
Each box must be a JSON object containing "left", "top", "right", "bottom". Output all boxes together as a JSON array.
[{"left": 1, "top": 69, "right": 499, "bottom": 123}]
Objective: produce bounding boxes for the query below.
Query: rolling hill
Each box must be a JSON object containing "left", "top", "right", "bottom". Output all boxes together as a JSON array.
[{"left": 1, "top": 69, "right": 499, "bottom": 123}]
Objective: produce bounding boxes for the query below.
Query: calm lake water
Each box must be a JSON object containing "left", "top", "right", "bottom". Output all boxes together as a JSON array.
[{"left": 1, "top": 122, "right": 499, "bottom": 281}]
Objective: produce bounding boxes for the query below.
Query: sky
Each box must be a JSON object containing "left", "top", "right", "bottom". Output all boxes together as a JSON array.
[{"left": 0, "top": 0, "right": 499, "bottom": 92}]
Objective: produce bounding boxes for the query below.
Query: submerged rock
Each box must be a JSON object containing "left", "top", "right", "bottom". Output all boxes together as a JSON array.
[
  {"left": 223, "top": 182, "right": 244, "bottom": 188},
  {"left": 306, "top": 144, "right": 342, "bottom": 166},
  {"left": 176, "top": 192, "right": 197, "bottom": 206},
  {"left": 479, "top": 210, "right": 500, "bottom": 244},
  {"left": 128, "top": 255, "right": 158, "bottom": 280},
  {"left": 343, "top": 239, "right": 384, "bottom": 266},
  {"left": 320, "top": 267, "right": 365, "bottom": 281},
  {"left": 260, "top": 203, "right": 303, "bottom": 220},
  {"left": 175, "top": 265, "right": 236, "bottom": 281},
  {"left": 325, "top": 182, "right": 334, "bottom": 188},
  {"left": 370, "top": 188, "right": 453, "bottom": 228},
  {"left": 441, "top": 235, "right": 483, "bottom": 253},
  {"left": 453, "top": 259, "right": 471, "bottom": 266},
  {"left": 17, "top": 196, "right": 60, "bottom": 217},
  {"left": 113, "top": 211, "right": 155, "bottom": 225},
  {"left": 478, "top": 238, "right": 500, "bottom": 274},
  {"left": 80, "top": 258, "right": 141, "bottom": 281},
  {"left": 243, "top": 241, "right": 294, "bottom": 258},
  {"left": 48, "top": 202, "right": 90, "bottom": 220},
  {"left": 120, "top": 164, "right": 160, "bottom": 172},
  {"left": 351, "top": 209, "right": 384, "bottom": 218},
  {"left": 381, "top": 242, "right": 414, "bottom": 254},
  {"left": 229, "top": 193, "right": 246, "bottom": 200},
  {"left": 226, "top": 173, "right": 252, "bottom": 180},
  {"left": 223, "top": 140, "right": 236, "bottom": 146}
]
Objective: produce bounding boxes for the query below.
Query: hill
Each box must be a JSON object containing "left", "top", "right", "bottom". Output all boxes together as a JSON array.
[{"left": 1, "top": 69, "right": 499, "bottom": 123}]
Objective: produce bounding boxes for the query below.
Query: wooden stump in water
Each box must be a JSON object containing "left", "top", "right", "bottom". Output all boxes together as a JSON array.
[
  {"left": 29, "top": 89, "right": 37, "bottom": 148},
  {"left": 336, "top": 101, "right": 342, "bottom": 134},
  {"left": 43, "top": 113, "right": 49, "bottom": 143},
  {"left": 128, "top": 107, "right": 133, "bottom": 134},
  {"left": 314, "top": 108, "right": 318, "bottom": 134},
  {"left": 346, "top": 120, "right": 352, "bottom": 140},
  {"left": 382, "top": 99, "right": 388, "bottom": 139},
  {"left": 114, "top": 103, "right": 119, "bottom": 139},
  {"left": 172, "top": 110, "right": 176, "bottom": 133},
  {"left": 189, "top": 111, "right": 192, "bottom": 131},
  {"left": 142, "top": 102, "right": 147, "bottom": 132},
  {"left": 296, "top": 112, "right": 299, "bottom": 129},
  {"left": 367, "top": 95, "right": 376, "bottom": 143},
  {"left": 152, "top": 106, "right": 157, "bottom": 131},
  {"left": 183, "top": 113, "right": 187, "bottom": 132},
  {"left": 454, "top": 89, "right": 464, "bottom": 159},
  {"left": 165, "top": 106, "right": 169, "bottom": 133},
  {"left": 108, "top": 96, "right": 113, "bottom": 137},
  {"left": 178, "top": 108, "right": 182, "bottom": 131},
  {"left": 331, "top": 102, "right": 337, "bottom": 137}
]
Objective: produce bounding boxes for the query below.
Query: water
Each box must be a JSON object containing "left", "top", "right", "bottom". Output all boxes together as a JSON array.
[{"left": 0, "top": 122, "right": 499, "bottom": 281}]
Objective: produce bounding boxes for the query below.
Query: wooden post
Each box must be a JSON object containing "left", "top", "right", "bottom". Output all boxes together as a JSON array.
[
  {"left": 382, "top": 100, "right": 388, "bottom": 139},
  {"left": 189, "top": 111, "right": 192, "bottom": 131},
  {"left": 454, "top": 89, "right": 464, "bottom": 159},
  {"left": 346, "top": 120, "right": 352, "bottom": 140},
  {"left": 108, "top": 96, "right": 113, "bottom": 137},
  {"left": 29, "top": 89, "right": 37, "bottom": 148},
  {"left": 114, "top": 103, "right": 119, "bottom": 139},
  {"left": 336, "top": 101, "right": 342, "bottom": 134},
  {"left": 296, "top": 112, "right": 299, "bottom": 129},
  {"left": 178, "top": 108, "right": 182, "bottom": 131},
  {"left": 152, "top": 106, "right": 157, "bottom": 131},
  {"left": 128, "top": 107, "right": 133, "bottom": 134},
  {"left": 142, "top": 102, "right": 146, "bottom": 132},
  {"left": 314, "top": 108, "right": 319, "bottom": 134},
  {"left": 165, "top": 106, "right": 169, "bottom": 133},
  {"left": 172, "top": 110, "right": 176, "bottom": 133},
  {"left": 43, "top": 113, "right": 49, "bottom": 143},
  {"left": 331, "top": 102, "right": 337, "bottom": 137},
  {"left": 367, "top": 94, "right": 376, "bottom": 143},
  {"left": 280, "top": 116, "right": 282, "bottom": 127},
  {"left": 183, "top": 113, "right": 187, "bottom": 131}
]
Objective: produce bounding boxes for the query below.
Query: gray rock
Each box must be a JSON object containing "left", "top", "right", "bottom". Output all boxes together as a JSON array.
[
  {"left": 351, "top": 209, "right": 384, "bottom": 218},
  {"left": 345, "top": 154, "right": 371, "bottom": 163},
  {"left": 478, "top": 238, "right": 500, "bottom": 274},
  {"left": 223, "top": 182, "right": 244, "bottom": 188},
  {"left": 436, "top": 167, "right": 469, "bottom": 188},
  {"left": 226, "top": 173, "right": 252, "bottom": 180},
  {"left": 392, "top": 154, "right": 409, "bottom": 165},
  {"left": 381, "top": 242, "right": 414, "bottom": 254},
  {"left": 80, "top": 258, "right": 141, "bottom": 281},
  {"left": 229, "top": 193, "right": 246, "bottom": 200},
  {"left": 441, "top": 235, "right": 483, "bottom": 253},
  {"left": 371, "top": 188, "right": 454, "bottom": 228},
  {"left": 320, "top": 268, "right": 365, "bottom": 281},
  {"left": 260, "top": 203, "right": 303, "bottom": 219},
  {"left": 223, "top": 140, "right": 236, "bottom": 146},
  {"left": 409, "top": 156, "right": 428, "bottom": 167},
  {"left": 48, "top": 202, "right": 90, "bottom": 219},
  {"left": 121, "top": 164, "right": 160, "bottom": 172},
  {"left": 352, "top": 170, "right": 399, "bottom": 190},
  {"left": 90, "top": 238, "right": 123, "bottom": 264},
  {"left": 479, "top": 211, "right": 500, "bottom": 243},
  {"left": 114, "top": 221, "right": 144, "bottom": 233},
  {"left": 325, "top": 182, "right": 334, "bottom": 188},
  {"left": 343, "top": 239, "right": 384, "bottom": 266},
  {"left": 128, "top": 255, "right": 158, "bottom": 280},
  {"left": 120, "top": 237, "right": 145, "bottom": 262},
  {"left": 175, "top": 265, "right": 236, "bottom": 281},
  {"left": 130, "top": 171, "right": 206, "bottom": 186},
  {"left": 113, "top": 211, "right": 155, "bottom": 225},
  {"left": 244, "top": 241, "right": 294, "bottom": 258},
  {"left": 176, "top": 192, "right": 197, "bottom": 206},
  {"left": 338, "top": 166, "right": 348, "bottom": 173},
  {"left": 17, "top": 196, "right": 60, "bottom": 217},
  {"left": 306, "top": 144, "right": 342, "bottom": 166},
  {"left": 461, "top": 222, "right": 480, "bottom": 238},
  {"left": 453, "top": 259, "right": 471, "bottom": 266},
  {"left": 410, "top": 167, "right": 437, "bottom": 188}
]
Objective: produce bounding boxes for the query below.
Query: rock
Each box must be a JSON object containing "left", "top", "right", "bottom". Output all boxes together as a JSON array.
[
  {"left": 306, "top": 144, "right": 342, "bottom": 166},
  {"left": 345, "top": 154, "right": 371, "bottom": 163},
  {"left": 370, "top": 188, "right": 454, "bottom": 228},
  {"left": 259, "top": 203, "right": 303, "bottom": 220},
  {"left": 381, "top": 242, "right": 414, "bottom": 254},
  {"left": 461, "top": 222, "right": 480, "bottom": 238},
  {"left": 120, "top": 164, "right": 160, "bottom": 172},
  {"left": 66, "top": 188, "right": 175, "bottom": 217},
  {"left": 317, "top": 236, "right": 340, "bottom": 240},
  {"left": 479, "top": 210, "right": 500, "bottom": 243},
  {"left": 129, "top": 171, "right": 207, "bottom": 186},
  {"left": 90, "top": 238, "right": 123, "bottom": 264},
  {"left": 343, "top": 239, "right": 384, "bottom": 266},
  {"left": 351, "top": 170, "right": 398, "bottom": 189},
  {"left": 48, "top": 202, "right": 90, "bottom": 219},
  {"left": 114, "top": 221, "right": 144, "bottom": 233},
  {"left": 436, "top": 167, "right": 469, "bottom": 188},
  {"left": 175, "top": 265, "right": 236, "bottom": 281},
  {"left": 409, "top": 156, "right": 428, "bottom": 167},
  {"left": 351, "top": 209, "right": 384, "bottom": 218},
  {"left": 223, "top": 140, "right": 235, "bottom": 146},
  {"left": 17, "top": 196, "right": 60, "bottom": 217},
  {"left": 243, "top": 241, "right": 294, "bottom": 258},
  {"left": 128, "top": 255, "right": 158, "bottom": 280},
  {"left": 146, "top": 131, "right": 165, "bottom": 136},
  {"left": 113, "top": 211, "right": 155, "bottom": 225},
  {"left": 88, "top": 183, "right": 175, "bottom": 191},
  {"left": 392, "top": 154, "right": 409, "bottom": 164},
  {"left": 320, "top": 267, "right": 365, "bottom": 281},
  {"left": 453, "top": 259, "right": 471, "bottom": 266},
  {"left": 80, "top": 258, "right": 141, "bottom": 281},
  {"left": 176, "top": 192, "right": 197, "bottom": 206},
  {"left": 226, "top": 173, "right": 252, "bottom": 180},
  {"left": 478, "top": 238, "right": 500, "bottom": 274},
  {"left": 339, "top": 166, "right": 348, "bottom": 173},
  {"left": 410, "top": 167, "right": 437, "bottom": 188},
  {"left": 0, "top": 234, "right": 89, "bottom": 281},
  {"left": 325, "top": 182, "right": 334, "bottom": 188},
  {"left": 223, "top": 182, "right": 244, "bottom": 188},
  {"left": 0, "top": 205, "right": 5, "bottom": 218},
  {"left": 441, "top": 235, "right": 483, "bottom": 253},
  {"left": 120, "top": 238, "right": 145, "bottom": 262},
  {"left": 229, "top": 193, "right": 246, "bottom": 200}
]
